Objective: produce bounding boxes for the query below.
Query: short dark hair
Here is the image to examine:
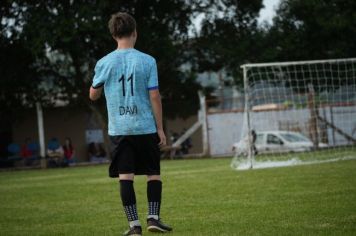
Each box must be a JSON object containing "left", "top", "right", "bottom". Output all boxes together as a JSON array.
[{"left": 108, "top": 12, "right": 136, "bottom": 38}]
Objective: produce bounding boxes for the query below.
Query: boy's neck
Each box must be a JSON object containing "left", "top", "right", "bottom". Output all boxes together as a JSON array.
[{"left": 117, "top": 39, "right": 135, "bottom": 50}]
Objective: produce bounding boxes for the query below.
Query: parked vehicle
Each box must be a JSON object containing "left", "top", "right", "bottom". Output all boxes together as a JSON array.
[{"left": 232, "top": 131, "right": 328, "bottom": 156}]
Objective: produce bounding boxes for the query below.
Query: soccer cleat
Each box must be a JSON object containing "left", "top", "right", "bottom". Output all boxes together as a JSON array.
[
  {"left": 147, "top": 218, "right": 173, "bottom": 233},
  {"left": 123, "top": 226, "right": 142, "bottom": 236}
]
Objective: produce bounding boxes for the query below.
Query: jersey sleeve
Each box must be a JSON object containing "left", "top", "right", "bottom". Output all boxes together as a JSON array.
[
  {"left": 147, "top": 59, "right": 159, "bottom": 90},
  {"left": 92, "top": 61, "right": 109, "bottom": 89}
]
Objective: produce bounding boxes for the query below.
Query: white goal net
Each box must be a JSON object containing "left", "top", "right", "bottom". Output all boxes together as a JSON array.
[{"left": 232, "top": 58, "right": 356, "bottom": 169}]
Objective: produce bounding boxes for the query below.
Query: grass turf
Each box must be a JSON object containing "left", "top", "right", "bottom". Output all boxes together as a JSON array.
[{"left": 1, "top": 158, "right": 356, "bottom": 235}]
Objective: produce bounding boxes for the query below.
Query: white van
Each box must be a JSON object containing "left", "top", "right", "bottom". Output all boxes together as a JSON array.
[{"left": 232, "top": 131, "right": 328, "bottom": 156}]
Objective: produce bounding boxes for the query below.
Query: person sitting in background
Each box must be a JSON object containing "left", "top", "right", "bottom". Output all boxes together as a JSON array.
[
  {"left": 28, "top": 141, "right": 39, "bottom": 156},
  {"left": 20, "top": 138, "right": 39, "bottom": 166},
  {"left": 88, "top": 142, "right": 107, "bottom": 163},
  {"left": 20, "top": 138, "right": 32, "bottom": 158},
  {"left": 63, "top": 137, "right": 76, "bottom": 165},
  {"left": 7, "top": 142, "right": 21, "bottom": 166},
  {"left": 47, "top": 137, "right": 64, "bottom": 167}
]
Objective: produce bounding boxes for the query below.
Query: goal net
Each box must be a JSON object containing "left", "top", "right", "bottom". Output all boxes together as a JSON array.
[{"left": 232, "top": 58, "right": 356, "bottom": 169}]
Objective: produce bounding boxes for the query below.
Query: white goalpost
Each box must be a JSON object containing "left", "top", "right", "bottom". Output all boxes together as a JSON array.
[{"left": 232, "top": 58, "right": 356, "bottom": 170}]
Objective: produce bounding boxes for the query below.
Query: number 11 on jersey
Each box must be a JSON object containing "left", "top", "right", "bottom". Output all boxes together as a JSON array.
[{"left": 118, "top": 74, "right": 134, "bottom": 96}]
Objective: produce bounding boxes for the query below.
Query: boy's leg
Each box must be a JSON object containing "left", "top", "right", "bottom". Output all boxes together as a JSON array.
[
  {"left": 119, "top": 174, "right": 141, "bottom": 229},
  {"left": 147, "top": 175, "right": 162, "bottom": 220},
  {"left": 146, "top": 175, "right": 172, "bottom": 232}
]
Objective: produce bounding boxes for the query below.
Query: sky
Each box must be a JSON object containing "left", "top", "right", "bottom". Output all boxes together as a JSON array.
[
  {"left": 195, "top": 0, "right": 282, "bottom": 87},
  {"left": 258, "top": 0, "right": 281, "bottom": 24},
  {"left": 192, "top": 0, "right": 281, "bottom": 34}
]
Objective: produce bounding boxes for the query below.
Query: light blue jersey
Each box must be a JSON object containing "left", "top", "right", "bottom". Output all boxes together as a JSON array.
[{"left": 92, "top": 48, "right": 158, "bottom": 135}]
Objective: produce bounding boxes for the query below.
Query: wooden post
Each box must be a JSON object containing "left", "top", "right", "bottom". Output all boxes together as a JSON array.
[
  {"left": 170, "top": 91, "right": 209, "bottom": 157},
  {"left": 330, "top": 105, "right": 336, "bottom": 145},
  {"left": 321, "top": 106, "right": 329, "bottom": 144},
  {"left": 307, "top": 84, "right": 319, "bottom": 149}
]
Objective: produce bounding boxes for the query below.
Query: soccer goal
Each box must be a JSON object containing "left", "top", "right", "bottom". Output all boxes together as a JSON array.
[{"left": 232, "top": 58, "right": 356, "bottom": 169}]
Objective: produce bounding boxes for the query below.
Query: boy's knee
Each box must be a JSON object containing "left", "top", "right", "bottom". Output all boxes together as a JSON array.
[
  {"left": 119, "top": 173, "right": 134, "bottom": 181},
  {"left": 147, "top": 175, "right": 161, "bottom": 181}
]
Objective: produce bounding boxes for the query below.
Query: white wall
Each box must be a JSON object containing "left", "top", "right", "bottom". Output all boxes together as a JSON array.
[{"left": 207, "top": 105, "right": 356, "bottom": 156}]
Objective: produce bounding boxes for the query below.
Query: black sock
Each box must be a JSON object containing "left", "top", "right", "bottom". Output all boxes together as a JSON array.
[
  {"left": 147, "top": 180, "right": 162, "bottom": 219},
  {"left": 119, "top": 180, "right": 140, "bottom": 226}
]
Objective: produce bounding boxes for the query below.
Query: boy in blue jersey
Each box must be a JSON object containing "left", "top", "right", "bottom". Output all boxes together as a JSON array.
[{"left": 89, "top": 12, "right": 172, "bottom": 236}]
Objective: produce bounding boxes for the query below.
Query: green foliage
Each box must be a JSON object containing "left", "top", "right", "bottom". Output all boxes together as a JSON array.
[
  {"left": 245, "top": 0, "right": 356, "bottom": 92},
  {"left": 264, "top": 0, "right": 356, "bottom": 61},
  {"left": 194, "top": 0, "right": 264, "bottom": 85},
  {"left": 1, "top": 158, "right": 356, "bottom": 235},
  {"left": 2, "top": 0, "right": 356, "bottom": 117},
  {"left": 2, "top": 0, "right": 204, "bottom": 118},
  {"left": 0, "top": 39, "right": 42, "bottom": 122}
]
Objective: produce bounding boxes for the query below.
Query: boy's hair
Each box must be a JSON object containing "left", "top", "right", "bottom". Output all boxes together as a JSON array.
[{"left": 108, "top": 12, "right": 136, "bottom": 38}]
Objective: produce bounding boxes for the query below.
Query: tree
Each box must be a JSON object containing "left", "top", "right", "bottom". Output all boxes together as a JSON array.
[
  {"left": 5, "top": 0, "right": 207, "bottom": 115},
  {"left": 251, "top": 0, "right": 356, "bottom": 93},
  {"left": 193, "top": 0, "right": 264, "bottom": 85},
  {"left": 0, "top": 39, "right": 42, "bottom": 114},
  {"left": 1, "top": 0, "right": 209, "bottom": 154},
  {"left": 265, "top": 0, "right": 356, "bottom": 61}
]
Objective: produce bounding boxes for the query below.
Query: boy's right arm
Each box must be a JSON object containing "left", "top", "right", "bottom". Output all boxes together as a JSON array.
[
  {"left": 89, "top": 86, "right": 103, "bottom": 101},
  {"left": 90, "top": 61, "right": 107, "bottom": 101}
]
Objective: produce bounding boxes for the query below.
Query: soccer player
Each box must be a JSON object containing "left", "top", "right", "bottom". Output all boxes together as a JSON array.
[{"left": 89, "top": 12, "right": 172, "bottom": 236}]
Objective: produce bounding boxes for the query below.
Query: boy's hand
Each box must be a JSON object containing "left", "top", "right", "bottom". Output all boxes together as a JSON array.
[{"left": 157, "top": 129, "right": 166, "bottom": 146}]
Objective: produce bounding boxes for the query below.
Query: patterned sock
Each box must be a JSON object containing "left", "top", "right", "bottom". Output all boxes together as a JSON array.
[
  {"left": 120, "top": 180, "right": 140, "bottom": 227},
  {"left": 147, "top": 180, "right": 162, "bottom": 220}
]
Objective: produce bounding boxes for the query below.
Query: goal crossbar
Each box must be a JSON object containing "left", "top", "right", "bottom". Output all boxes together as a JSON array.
[{"left": 241, "top": 58, "right": 356, "bottom": 69}]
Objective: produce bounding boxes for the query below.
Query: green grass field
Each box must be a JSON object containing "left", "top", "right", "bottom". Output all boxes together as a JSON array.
[{"left": 1, "top": 158, "right": 356, "bottom": 235}]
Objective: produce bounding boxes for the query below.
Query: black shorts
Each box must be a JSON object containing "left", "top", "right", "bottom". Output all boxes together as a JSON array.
[{"left": 109, "top": 133, "right": 161, "bottom": 177}]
